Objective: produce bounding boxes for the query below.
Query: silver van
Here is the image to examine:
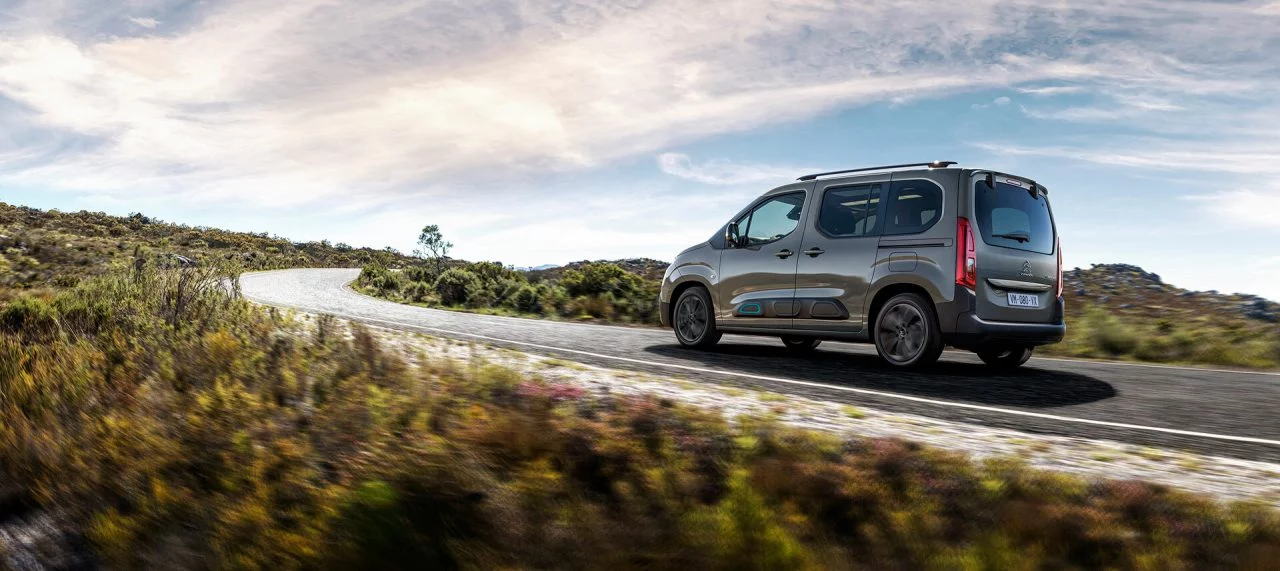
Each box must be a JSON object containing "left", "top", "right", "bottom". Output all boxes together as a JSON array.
[{"left": 659, "top": 161, "right": 1065, "bottom": 369}]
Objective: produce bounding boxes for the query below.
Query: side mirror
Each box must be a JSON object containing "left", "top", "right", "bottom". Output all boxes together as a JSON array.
[{"left": 725, "top": 222, "right": 742, "bottom": 248}]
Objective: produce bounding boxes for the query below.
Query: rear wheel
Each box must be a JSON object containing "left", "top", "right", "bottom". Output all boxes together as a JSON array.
[
  {"left": 673, "top": 287, "right": 721, "bottom": 349},
  {"left": 873, "top": 293, "right": 943, "bottom": 369},
  {"left": 781, "top": 336, "right": 821, "bottom": 352},
  {"left": 977, "top": 346, "right": 1034, "bottom": 369}
]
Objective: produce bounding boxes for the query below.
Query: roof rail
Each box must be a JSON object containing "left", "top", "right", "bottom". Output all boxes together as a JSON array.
[{"left": 797, "top": 161, "right": 957, "bottom": 182}]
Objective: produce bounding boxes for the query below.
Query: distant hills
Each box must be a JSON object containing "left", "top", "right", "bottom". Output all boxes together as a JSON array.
[{"left": 1064, "top": 263, "right": 1278, "bottom": 324}]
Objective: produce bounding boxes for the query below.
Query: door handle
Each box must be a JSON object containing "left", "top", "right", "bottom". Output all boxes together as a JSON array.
[
  {"left": 803, "top": 247, "right": 825, "bottom": 257},
  {"left": 775, "top": 249, "right": 794, "bottom": 259}
]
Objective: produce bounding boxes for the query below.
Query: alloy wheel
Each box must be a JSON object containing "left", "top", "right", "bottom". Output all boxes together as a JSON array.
[
  {"left": 876, "top": 302, "right": 926, "bottom": 363},
  {"left": 675, "top": 295, "right": 708, "bottom": 343}
]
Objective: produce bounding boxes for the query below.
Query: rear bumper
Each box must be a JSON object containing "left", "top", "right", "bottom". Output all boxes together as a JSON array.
[
  {"left": 659, "top": 300, "right": 672, "bottom": 327},
  {"left": 946, "top": 295, "right": 1066, "bottom": 349}
]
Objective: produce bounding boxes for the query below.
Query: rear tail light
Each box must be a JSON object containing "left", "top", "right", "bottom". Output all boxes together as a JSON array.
[
  {"left": 956, "top": 217, "right": 977, "bottom": 289},
  {"left": 1056, "top": 237, "right": 1063, "bottom": 298}
]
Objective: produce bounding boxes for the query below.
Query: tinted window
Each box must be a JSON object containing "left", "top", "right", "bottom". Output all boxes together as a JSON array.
[
  {"left": 817, "top": 184, "right": 882, "bottom": 237},
  {"left": 883, "top": 180, "right": 942, "bottom": 236},
  {"left": 740, "top": 192, "right": 804, "bottom": 246},
  {"left": 975, "top": 180, "right": 1055, "bottom": 254}
]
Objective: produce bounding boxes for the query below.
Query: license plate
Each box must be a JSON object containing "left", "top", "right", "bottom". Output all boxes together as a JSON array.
[{"left": 1007, "top": 292, "right": 1040, "bottom": 308}]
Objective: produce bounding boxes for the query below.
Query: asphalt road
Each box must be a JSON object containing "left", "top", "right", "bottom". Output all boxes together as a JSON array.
[{"left": 241, "top": 268, "right": 1280, "bottom": 462}]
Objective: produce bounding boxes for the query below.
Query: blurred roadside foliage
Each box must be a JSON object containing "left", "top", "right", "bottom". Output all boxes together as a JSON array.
[{"left": 1, "top": 260, "right": 1277, "bottom": 569}]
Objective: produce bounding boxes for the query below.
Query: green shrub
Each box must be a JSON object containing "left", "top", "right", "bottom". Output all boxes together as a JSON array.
[
  {"left": 463, "top": 261, "right": 522, "bottom": 285},
  {"left": 434, "top": 268, "right": 481, "bottom": 306},
  {"left": 692, "top": 472, "right": 811, "bottom": 570},
  {"left": 1194, "top": 337, "right": 1250, "bottom": 367},
  {"left": 403, "top": 265, "right": 439, "bottom": 284},
  {"left": 511, "top": 285, "right": 544, "bottom": 314},
  {"left": 560, "top": 262, "right": 643, "bottom": 298},
  {"left": 0, "top": 296, "right": 60, "bottom": 341},
  {"left": 405, "top": 281, "right": 434, "bottom": 303},
  {"left": 1135, "top": 330, "right": 1197, "bottom": 362},
  {"left": 567, "top": 295, "right": 614, "bottom": 319},
  {"left": 1084, "top": 309, "right": 1139, "bottom": 356}
]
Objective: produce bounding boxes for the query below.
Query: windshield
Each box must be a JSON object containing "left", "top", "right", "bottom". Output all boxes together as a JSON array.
[{"left": 974, "top": 178, "right": 1055, "bottom": 255}]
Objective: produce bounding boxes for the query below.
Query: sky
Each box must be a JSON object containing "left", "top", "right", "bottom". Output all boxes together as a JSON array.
[{"left": 1, "top": 0, "right": 1279, "bottom": 300}]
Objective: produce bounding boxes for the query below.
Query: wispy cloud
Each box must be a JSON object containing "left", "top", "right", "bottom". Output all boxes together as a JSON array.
[
  {"left": 971, "top": 96, "right": 1012, "bottom": 110},
  {"left": 128, "top": 17, "right": 160, "bottom": 29},
  {"left": 975, "top": 134, "right": 1280, "bottom": 231},
  {"left": 1016, "top": 86, "right": 1085, "bottom": 97},
  {"left": 1019, "top": 92, "right": 1187, "bottom": 122},
  {"left": 657, "top": 153, "right": 803, "bottom": 185}
]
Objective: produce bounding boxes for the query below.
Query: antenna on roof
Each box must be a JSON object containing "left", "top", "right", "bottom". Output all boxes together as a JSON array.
[{"left": 798, "top": 161, "right": 957, "bottom": 182}]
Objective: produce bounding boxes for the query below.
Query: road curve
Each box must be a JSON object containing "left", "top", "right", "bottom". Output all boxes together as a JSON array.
[{"left": 241, "top": 268, "right": 1280, "bottom": 461}]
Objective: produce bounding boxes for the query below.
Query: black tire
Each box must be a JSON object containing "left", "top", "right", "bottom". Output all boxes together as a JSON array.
[
  {"left": 977, "top": 346, "right": 1034, "bottom": 369},
  {"left": 781, "top": 336, "right": 821, "bottom": 352},
  {"left": 672, "top": 287, "right": 721, "bottom": 348},
  {"left": 873, "top": 293, "right": 944, "bottom": 369}
]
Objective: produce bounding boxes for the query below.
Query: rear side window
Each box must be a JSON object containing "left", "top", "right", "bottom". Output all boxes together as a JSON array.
[
  {"left": 975, "top": 179, "right": 1055, "bottom": 254},
  {"left": 883, "top": 180, "right": 943, "bottom": 236},
  {"left": 817, "top": 184, "right": 882, "bottom": 237}
]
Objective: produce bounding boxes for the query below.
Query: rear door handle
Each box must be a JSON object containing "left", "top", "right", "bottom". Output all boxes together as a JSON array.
[
  {"left": 775, "top": 249, "right": 794, "bottom": 259},
  {"left": 803, "top": 247, "right": 825, "bottom": 257}
]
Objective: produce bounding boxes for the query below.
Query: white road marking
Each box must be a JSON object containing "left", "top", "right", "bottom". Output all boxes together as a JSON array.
[{"left": 243, "top": 278, "right": 1280, "bottom": 447}]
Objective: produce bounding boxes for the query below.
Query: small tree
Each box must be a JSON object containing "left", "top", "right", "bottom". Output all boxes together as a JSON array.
[{"left": 414, "top": 225, "right": 453, "bottom": 274}]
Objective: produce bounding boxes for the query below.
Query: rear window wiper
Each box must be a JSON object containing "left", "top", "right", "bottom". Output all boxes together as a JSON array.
[{"left": 992, "top": 232, "right": 1031, "bottom": 243}]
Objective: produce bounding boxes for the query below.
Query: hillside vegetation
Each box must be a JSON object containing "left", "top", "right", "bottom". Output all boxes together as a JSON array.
[
  {"left": 363, "top": 246, "right": 1280, "bottom": 368},
  {"left": 1048, "top": 265, "right": 1280, "bottom": 368},
  {"left": 2, "top": 261, "right": 1277, "bottom": 569},
  {"left": 0, "top": 202, "right": 415, "bottom": 292},
  {"left": 357, "top": 259, "right": 663, "bottom": 324}
]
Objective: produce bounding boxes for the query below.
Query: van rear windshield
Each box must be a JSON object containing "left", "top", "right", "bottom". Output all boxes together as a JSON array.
[{"left": 974, "top": 179, "right": 1055, "bottom": 255}]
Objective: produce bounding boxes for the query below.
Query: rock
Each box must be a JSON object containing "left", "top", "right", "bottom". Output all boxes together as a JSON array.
[{"left": 1242, "top": 299, "right": 1278, "bottom": 323}]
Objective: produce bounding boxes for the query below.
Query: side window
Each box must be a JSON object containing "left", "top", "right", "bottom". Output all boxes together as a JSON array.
[
  {"left": 883, "top": 180, "right": 943, "bottom": 236},
  {"left": 817, "top": 184, "right": 882, "bottom": 238},
  {"left": 739, "top": 192, "right": 805, "bottom": 246}
]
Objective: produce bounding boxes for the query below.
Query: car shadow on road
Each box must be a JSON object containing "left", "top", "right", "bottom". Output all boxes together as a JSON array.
[{"left": 643, "top": 343, "right": 1116, "bottom": 408}]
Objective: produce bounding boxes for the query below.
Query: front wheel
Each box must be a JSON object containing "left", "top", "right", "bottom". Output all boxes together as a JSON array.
[
  {"left": 873, "top": 293, "right": 943, "bottom": 369},
  {"left": 673, "top": 287, "right": 721, "bottom": 349},
  {"left": 977, "top": 346, "right": 1033, "bottom": 369},
  {"left": 781, "top": 336, "right": 821, "bottom": 352}
]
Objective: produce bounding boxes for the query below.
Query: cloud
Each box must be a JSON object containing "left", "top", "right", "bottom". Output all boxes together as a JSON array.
[
  {"left": 1183, "top": 189, "right": 1280, "bottom": 231},
  {"left": 1016, "top": 86, "right": 1085, "bottom": 97},
  {"left": 1020, "top": 92, "right": 1186, "bottom": 122},
  {"left": 0, "top": 0, "right": 1276, "bottom": 217},
  {"left": 657, "top": 153, "right": 803, "bottom": 185},
  {"left": 973, "top": 95, "right": 1013, "bottom": 110},
  {"left": 975, "top": 135, "right": 1280, "bottom": 231},
  {"left": 974, "top": 140, "right": 1280, "bottom": 177},
  {"left": 128, "top": 17, "right": 160, "bottom": 29}
]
